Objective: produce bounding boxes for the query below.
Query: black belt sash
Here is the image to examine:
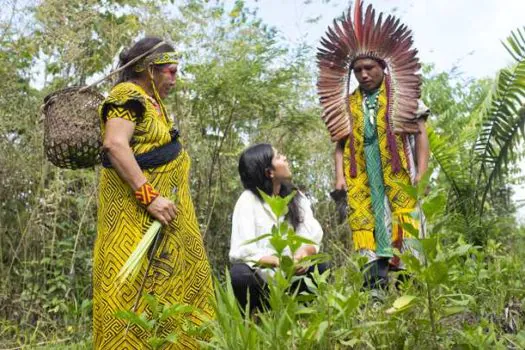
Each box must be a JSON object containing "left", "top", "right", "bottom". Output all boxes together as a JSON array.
[{"left": 102, "top": 129, "right": 182, "bottom": 169}]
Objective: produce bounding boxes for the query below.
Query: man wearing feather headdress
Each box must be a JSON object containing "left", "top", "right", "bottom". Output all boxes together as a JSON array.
[{"left": 317, "top": 0, "right": 430, "bottom": 288}]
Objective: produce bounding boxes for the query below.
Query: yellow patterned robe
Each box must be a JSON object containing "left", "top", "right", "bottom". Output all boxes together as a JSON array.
[
  {"left": 94, "top": 82, "right": 215, "bottom": 349},
  {"left": 343, "top": 82, "right": 428, "bottom": 264}
]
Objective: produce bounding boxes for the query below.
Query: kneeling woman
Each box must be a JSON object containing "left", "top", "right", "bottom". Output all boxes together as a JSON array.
[{"left": 229, "top": 143, "right": 327, "bottom": 312}]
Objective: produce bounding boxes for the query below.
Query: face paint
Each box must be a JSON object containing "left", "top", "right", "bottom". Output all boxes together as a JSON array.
[{"left": 154, "top": 64, "right": 178, "bottom": 99}]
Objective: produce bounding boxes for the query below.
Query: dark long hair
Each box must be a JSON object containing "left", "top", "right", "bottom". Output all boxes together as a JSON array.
[
  {"left": 116, "top": 36, "right": 174, "bottom": 84},
  {"left": 238, "top": 143, "right": 303, "bottom": 229}
]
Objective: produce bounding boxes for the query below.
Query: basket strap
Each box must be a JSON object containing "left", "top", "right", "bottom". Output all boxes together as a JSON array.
[{"left": 79, "top": 41, "right": 167, "bottom": 92}]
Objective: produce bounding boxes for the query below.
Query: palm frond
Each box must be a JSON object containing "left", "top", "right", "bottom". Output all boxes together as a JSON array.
[
  {"left": 117, "top": 220, "right": 162, "bottom": 284},
  {"left": 479, "top": 105, "right": 525, "bottom": 212},
  {"left": 474, "top": 28, "right": 525, "bottom": 208},
  {"left": 475, "top": 66, "right": 525, "bottom": 170},
  {"left": 428, "top": 126, "right": 469, "bottom": 199},
  {"left": 503, "top": 26, "right": 525, "bottom": 62}
]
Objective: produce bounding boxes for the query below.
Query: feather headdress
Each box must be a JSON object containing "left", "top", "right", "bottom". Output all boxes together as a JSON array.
[{"left": 317, "top": 0, "right": 421, "bottom": 142}]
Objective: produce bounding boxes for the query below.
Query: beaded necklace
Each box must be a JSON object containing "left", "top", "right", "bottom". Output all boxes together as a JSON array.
[{"left": 364, "top": 89, "right": 380, "bottom": 125}]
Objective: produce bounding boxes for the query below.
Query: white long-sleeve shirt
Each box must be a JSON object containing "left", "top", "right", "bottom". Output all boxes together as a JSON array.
[{"left": 229, "top": 190, "right": 324, "bottom": 266}]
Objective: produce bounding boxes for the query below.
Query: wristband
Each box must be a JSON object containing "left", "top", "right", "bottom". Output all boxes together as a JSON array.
[{"left": 135, "top": 182, "right": 160, "bottom": 207}]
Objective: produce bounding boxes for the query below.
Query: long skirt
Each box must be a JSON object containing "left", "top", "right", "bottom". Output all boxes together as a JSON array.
[{"left": 93, "top": 150, "right": 215, "bottom": 349}]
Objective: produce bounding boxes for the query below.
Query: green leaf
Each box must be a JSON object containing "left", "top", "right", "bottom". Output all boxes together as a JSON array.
[
  {"left": 114, "top": 310, "right": 154, "bottom": 331},
  {"left": 147, "top": 337, "right": 166, "bottom": 350},
  {"left": 242, "top": 233, "right": 272, "bottom": 245},
  {"left": 279, "top": 221, "right": 289, "bottom": 235},
  {"left": 386, "top": 295, "right": 417, "bottom": 314},
  {"left": 393, "top": 295, "right": 417, "bottom": 309},
  {"left": 165, "top": 333, "right": 178, "bottom": 344},
  {"left": 353, "top": 321, "right": 390, "bottom": 329},
  {"left": 269, "top": 235, "right": 287, "bottom": 255},
  {"left": 403, "top": 238, "right": 423, "bottom": 254},
  {"left": 81, "top": 299, "right": 92, "bottom": 312},
  {"left": 280, "top": 255, "right": 295, "bottom": 276},
  {"left": 296, "top": 307, "right": 317, "bottom": 315},
  {"left": 289, "top": 233, "right": 316, "bottom": 246},
  {"left": 315, "top": 321, "right": 329, "bottom": 342},
  {"left": 340, "top": 339, "right": 360, "bottom": 347},
  {"left": 303, "top": 276, "right": 317, "bottom": 293},
  {"left": 425, "top": 261, "right": 448, "bottom": 285},
  {"left": 421, "top": 237, "right": 439, "bottom": 260},
  {"left": 395, "top": 180, "right": 418, "bottom": 200},
  {"left": 143, "top": 293, "right": 159, "bottom": 320},
  {"left": 400, "top": 221, "right": 419, "bottom": 238},
  {"left": 421, "top": 191, "right": 446, "bottom": 220},
  {"left": 416, "top": 168, "right": 432, "bottom": 197},
  {"left": 160, "top": 304, "right": 194, "bottom": 322},
  {"left": 258, "top": 189, "right": 296, "bottom": 218},
  {"left": 442, "top": 306, "right": 468, "bottom": 316},
  {"left": 400, "top": 252, "right": 422, "bottom": 273},
  {"left": 451, "top": 243, "right": 473, "bottom": 257}
]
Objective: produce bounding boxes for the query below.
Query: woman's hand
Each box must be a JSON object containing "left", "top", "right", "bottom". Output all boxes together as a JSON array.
[
  {"left": 294, "top": 250, "right": 308, "bottom": 262},
  {"left": 146, "top": 196, "right": 177, "bottom": 225},
  {"left": 294, "top": 260, "right": 309, "bottom": 275},
  {"left": 258, "top": 255, "right": 280, "bottom": 268},
  {"left": 294, "top": 245, "right": 316, "bottom": 275}
]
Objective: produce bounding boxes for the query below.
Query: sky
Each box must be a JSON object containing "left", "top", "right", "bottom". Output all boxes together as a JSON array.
[
  {"left": 248, "top": 0, "right": 525, "bottom": 78},
  {"left": 247, "top": 0, "right": 525, "bottom": 221}
]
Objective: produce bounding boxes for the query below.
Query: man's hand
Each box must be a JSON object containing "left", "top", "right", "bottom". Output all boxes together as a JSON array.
[
  {"left": 335, "top": 177, "right": 347, "bottom": 190},
  {"left": 414, "top": 173, "right": 431, "bottom": 196},
  {"left": 334, "top": 140, "right": 347, "bottom": 190},
  {"left": 414, "top": 173, "right": 422, "bottom": 184}
]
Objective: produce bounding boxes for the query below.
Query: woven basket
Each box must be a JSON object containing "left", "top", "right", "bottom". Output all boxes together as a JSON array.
[
  {"left": 42, "top": 41, "right": 171, "bottom": 169},
  {"left": 42, "top": 86, "right": 105, "bottom": 169}
]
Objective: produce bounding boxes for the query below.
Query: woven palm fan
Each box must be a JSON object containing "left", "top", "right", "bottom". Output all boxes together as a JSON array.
[
  {"left": 42, "top": 41, "right": 168, "bottom": 169},
  {"left": 317, "top": 0, "right": 422, "bottom": 142}
]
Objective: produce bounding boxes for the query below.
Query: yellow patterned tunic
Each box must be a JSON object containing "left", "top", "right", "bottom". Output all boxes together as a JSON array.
[
  {"left": 94, "top": 82, "right": 215, "bottom": 349},
  {"left": 342, "top": 82, "right": 427, "bottom": 265}
]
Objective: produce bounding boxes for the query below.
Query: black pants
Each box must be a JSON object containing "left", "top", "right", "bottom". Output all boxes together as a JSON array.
[
  {"left": 362, "top": 258, "right": 390, "bottom": 290},
  {"left": 230, "top": 262, "right": 329, "bottom": 313},
  {"left": 362, "top": 258, "right": 409, "bottom": 290}
]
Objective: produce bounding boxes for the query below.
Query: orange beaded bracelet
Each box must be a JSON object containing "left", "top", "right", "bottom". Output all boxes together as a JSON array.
[{"left": 135, "top": 182, "right": 160, "bottom": 207}]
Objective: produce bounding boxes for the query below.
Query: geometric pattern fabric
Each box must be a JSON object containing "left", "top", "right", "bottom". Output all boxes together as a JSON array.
[
  {"left": 343, "top": 81, "right": 417, "bottom": 252},
  {"left": 94, "top": 82, "right": 215, "bottom": 349}
]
